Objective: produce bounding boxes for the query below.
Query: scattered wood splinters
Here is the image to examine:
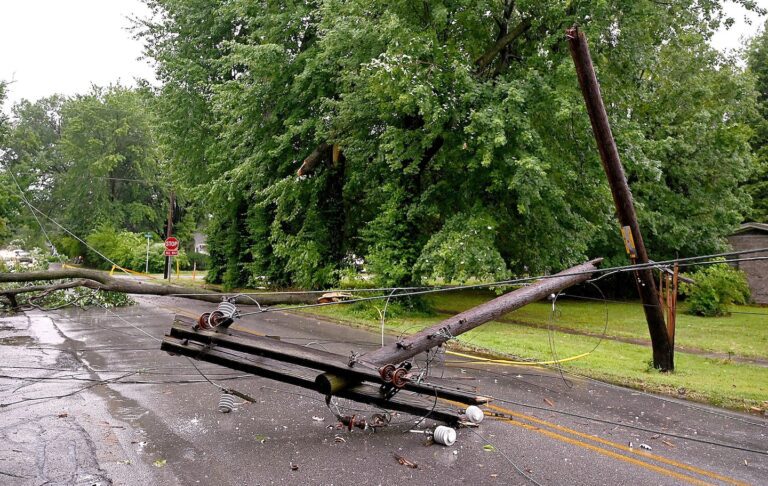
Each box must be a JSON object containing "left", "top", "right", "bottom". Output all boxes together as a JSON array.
[
  {"left": 543, "top": 398, "right": 555, "bottom": 407},
  {"left": 394, "top": 452, "right": 418, "bottom": 468}
]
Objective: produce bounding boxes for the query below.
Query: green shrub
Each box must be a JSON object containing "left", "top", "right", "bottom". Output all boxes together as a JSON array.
[
  {"left": 680, "top": 263, "right": 751, "bottom": 317},
  {"left": 186, "top": 251, "right": 210, "bottom": 271},
  {"left": 85, "top": 226, "right": 187, "bottom": 273},
  {"left": 54, "top": 236, "right": 84, "bottom": 261},
  {"left": 413, "top": 212, "right": 509, "bottom": 285}
]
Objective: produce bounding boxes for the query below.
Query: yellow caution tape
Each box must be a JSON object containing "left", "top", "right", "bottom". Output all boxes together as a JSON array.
[{"left": 110, "top": 264, "right": 157, "bottom": 279}]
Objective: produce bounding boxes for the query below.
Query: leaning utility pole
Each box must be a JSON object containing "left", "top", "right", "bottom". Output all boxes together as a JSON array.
[{"left": 566, "top": 26, "right": 673, "bottom": 371}]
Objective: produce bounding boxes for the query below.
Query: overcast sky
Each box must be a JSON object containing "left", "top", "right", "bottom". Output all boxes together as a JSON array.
[{"left": 1, "top": 0, "right": 766, "bottom": 114}]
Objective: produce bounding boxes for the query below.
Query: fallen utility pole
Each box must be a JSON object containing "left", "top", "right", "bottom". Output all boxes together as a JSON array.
[
  {"left": 166, "top": 318, "right": 488, "bottom": 405},
  {"left": 317, "top": 258, "right": 603, "bottom": 394},
  {"left": 162, "top": 333, "right": 463, "bottom": 423},
  {"left": 162, "top": 259, "right": 602, "bottom": 422},
  {"left": 566, "top": 26, "right": 673, "bottom": 371}
]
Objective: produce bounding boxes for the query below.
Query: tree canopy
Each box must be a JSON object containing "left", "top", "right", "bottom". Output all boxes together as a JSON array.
[
  {"left": 745, "top": 19, "right": 768, "bottom": 222},
  {"left": 136, "top": 0, "right": 761, "bottom": 290},
  {"left": 0, "top": 86, "right": 170, "bottom": 255}
]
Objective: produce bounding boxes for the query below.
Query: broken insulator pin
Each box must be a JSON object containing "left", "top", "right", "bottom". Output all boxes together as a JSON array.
[
  {"left": 370, "top": 413, "right": 391, "bottom": 428},
  {"left": 339, "top": 414, "right": 368, "bottom": 431}
]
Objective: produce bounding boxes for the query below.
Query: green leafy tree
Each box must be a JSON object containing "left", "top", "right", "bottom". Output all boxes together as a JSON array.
[
  {"left": 1, "top": 86, "right": 171, "bottom": 259},
  {"left": 56, "top": 86, "right": 167, "bottom": 236},
  {"left": 0, "top": 82, "right": 15, "bottom": 242},
  {"left": 0, "top": 94, "right": 65, "bottom": 246},
  {"left": 139, "top": 0, "right": 761, "bottom": 289},
  {"left": 745, "top": 21, "right": 768, "bottom": 222}
]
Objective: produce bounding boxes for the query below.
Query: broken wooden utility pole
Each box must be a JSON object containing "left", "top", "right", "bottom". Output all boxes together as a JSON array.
[
  {"left": 566, "top": 26, "right": 674, "bottom": 371},
  {"left": 162, "top": 259, "right": 602, "bottom": 422},
  {"left": 316, "top": 258, "right": 603, "bottom": 394}
]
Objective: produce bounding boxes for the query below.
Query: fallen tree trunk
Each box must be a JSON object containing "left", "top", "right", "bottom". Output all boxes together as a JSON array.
[
  {"left": 317, "top": 258, "right": 603, "bottom": 394},
  {"left": 0, "top": 269, "right": 317, "bottom": 306}
]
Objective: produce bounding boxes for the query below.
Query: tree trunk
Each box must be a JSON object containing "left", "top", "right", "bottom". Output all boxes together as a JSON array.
[{"left": 0, "top": 269, "right": 317, "bottom": 306}]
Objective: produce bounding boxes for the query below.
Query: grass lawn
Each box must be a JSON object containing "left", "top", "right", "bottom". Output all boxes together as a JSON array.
[
  {"left": 424, "top": 290, "right": 768, "bottom": 359},
  {"left": 295, "top": 290, "right": 768, "bottom": 411}
]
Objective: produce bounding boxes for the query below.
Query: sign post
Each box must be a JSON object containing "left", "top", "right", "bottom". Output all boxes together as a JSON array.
[{"left": 164, "top": 237, "right": 179, "bottom": 281}]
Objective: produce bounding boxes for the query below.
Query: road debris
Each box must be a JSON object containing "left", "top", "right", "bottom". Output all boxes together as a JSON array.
[
  {"left": 317, "top": 292, "right": 353, "bottom": 303},
  {"left": 334, "top": 435, "right": 346, "bottom": 443},
  {"left": 218, "top": 392, "right": 235, "bottom": 413},
  {"left": 543, "top": 398, "right": 555, "bottom": 407},
  {"left": 639, "top": 443, "right": 652, "bottom": 451},
  {"left": 465, "top": 405, "right": 484, "bottom": 424},
  {"left": 394, "top": 453, "right": 418, "bottom": 468},
  {"left": 433, "top": 426, "right": 457, "bottom": 446},
  {"left": 312, "top": 416, "right": 325, "bottom": 422},
  {"left": 290, "top": 462, "right": 299, "bottom": 471},
  {"left": 661, "top": 440, "right": 675, "bottom": 448},
  {"left": 483, "top": 444, "right": 496, "bottom": 452},
  {"left": 153, "top": 459, "right": 167, "bottom": 468}
]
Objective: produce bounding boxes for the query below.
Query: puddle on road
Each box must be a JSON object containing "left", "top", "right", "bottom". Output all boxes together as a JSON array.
[{"left": 0, "top": 335, "right": 35, "bottom": 346}]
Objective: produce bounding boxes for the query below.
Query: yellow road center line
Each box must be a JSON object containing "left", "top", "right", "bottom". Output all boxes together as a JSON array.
[
  {"left": 486, "top": 403, "right": 747, "bottom": 486},
  {"left": 161, "top": 304, "right": 744, "bottom": 485},
  {"left": 493, "top": 415, "right": 712, "bottom": 486},
  {"left": 229, "top": 324, "right": 265, "bottom": 337},
  {"left": 166, "top": 306, "right": 199, "bottom": 319}
]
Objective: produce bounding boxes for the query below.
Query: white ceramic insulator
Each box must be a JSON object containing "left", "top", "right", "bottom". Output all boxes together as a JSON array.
[
  {"left": 433, "top": 425, "right": 457, "bottom": 446},
  {"left": 465, "top": 405, "right": 484, "bottom": 424},
  {"left": 218, "top": 392, "right": 235, "bottom": 413}
]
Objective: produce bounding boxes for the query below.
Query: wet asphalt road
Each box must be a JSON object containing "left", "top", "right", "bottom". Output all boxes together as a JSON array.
[{"left": 0, "top": 295, "right": 766, "bottom": 485}]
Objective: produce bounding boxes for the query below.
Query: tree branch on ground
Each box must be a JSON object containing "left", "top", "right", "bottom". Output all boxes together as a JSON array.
[{"left": 0, "top": 269, "right": 317, "bottom": 307}]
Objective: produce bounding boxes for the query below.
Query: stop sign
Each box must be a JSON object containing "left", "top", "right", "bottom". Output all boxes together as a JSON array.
[{"left": 164, "top": 237, "right": 179, "bottom": 256}]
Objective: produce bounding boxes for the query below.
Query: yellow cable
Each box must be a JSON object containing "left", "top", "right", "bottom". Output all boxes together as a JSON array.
[{"left": 445, "top": 349, "right": 592, "bottom": 366}]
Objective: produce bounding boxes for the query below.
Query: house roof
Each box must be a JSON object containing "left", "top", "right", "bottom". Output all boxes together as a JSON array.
[{"left": 731, "top": 222, "right": 768, "bottom": 235}]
